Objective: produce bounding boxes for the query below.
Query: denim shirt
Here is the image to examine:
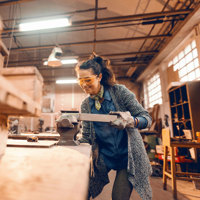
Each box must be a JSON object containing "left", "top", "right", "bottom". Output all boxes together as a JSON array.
[{"left": 89, "top": 89, "right": 128, "bottom": 170}]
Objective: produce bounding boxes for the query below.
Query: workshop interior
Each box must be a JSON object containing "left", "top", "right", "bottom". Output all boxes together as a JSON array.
[{"left": 0, "top": 0, "right": 200, "bottom": 200}]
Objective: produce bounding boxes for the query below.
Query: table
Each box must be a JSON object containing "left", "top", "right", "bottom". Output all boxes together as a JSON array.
[
  {"left": 0, "top": 144, "right": 90, "bottom": 200},
  {"left": 8, "top": 133, "right": 60, "bottom": 141}
]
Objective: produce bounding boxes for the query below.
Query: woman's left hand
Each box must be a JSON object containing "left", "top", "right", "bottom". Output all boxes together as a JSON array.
[{"left": 109, "top": 111, "right": 135, "bottom": 129}]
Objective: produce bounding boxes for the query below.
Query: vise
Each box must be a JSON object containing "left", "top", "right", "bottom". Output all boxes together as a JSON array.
[
  {"left": 56, "top": 113, "right": 80, "bottom": 146},
  {"left": 56, "top": 113, "right": 118, "bottom": 146}
]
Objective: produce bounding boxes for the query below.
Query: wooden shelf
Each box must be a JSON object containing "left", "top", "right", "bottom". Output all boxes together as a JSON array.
[
  {"left": 168, "top": 81, "right": 200, "bottom": 139},
  {"left": 171, "top": 101, "right": 188, "bottom": 107},
  {"left": 172, "top": 119, "right": 191, "bottom": 123}
]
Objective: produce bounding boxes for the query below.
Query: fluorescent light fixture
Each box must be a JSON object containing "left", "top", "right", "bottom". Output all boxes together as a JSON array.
[
  {"left": 61, "top": 59, "right": 78, "bottom": 64},
  {"left": 56, "top": 79, "right": 77, "bottom": 84},
  {"left": 19, "top": 18, "right": 71, "bottom": 32},
  {"left": 43, "top": 58, "right": 78, "bottom": 66}
]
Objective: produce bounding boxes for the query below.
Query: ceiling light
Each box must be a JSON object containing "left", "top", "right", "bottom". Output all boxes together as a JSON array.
[
  {"left": 61, "top": 59, "right": 78, "bottom": 64},
  {"left": 43, "top": 58, "right": 78, "bottom": 66},
  {"left": 56, "top": 79, "right": 77, "bottom": 84},
  {"left": 19, "top": 18, "right": 71, "bottom": 32},
  {"left": 47, "top": 47, "right": 63, "bottom": 67}
]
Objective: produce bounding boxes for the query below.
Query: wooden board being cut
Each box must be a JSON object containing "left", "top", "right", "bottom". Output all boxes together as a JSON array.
[
  {"left": 0, "top": 146, "right": 90, "bottom": 200},
  {"left": 7, "top": 139, "right": 57, "bottom": 148},
  {"left": 79, "top": 113, "right": 118, "bottom": 122}
]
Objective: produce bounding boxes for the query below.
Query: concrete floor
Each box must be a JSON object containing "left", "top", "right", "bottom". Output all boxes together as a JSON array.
[{"left": 94, "top": 170, "right": 200, "bottom": 200}]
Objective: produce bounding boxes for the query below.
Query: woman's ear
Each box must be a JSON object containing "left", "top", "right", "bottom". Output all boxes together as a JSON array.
[{"left": 98, "top": 73, "right": 102, "bottom": 81}]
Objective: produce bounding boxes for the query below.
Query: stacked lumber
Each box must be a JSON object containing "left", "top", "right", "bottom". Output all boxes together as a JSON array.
[
  {"left": 0, "top": 18, "right": 43, "bottom": 160},
  {"left": 0, "top": 75, "right": 41, "bottom": 116},
  {"left": 0, "top": 74, "right": 42, "bottom": 159},
  {"left": 1, "top": 66, "right": 43, "bottom": 105}
]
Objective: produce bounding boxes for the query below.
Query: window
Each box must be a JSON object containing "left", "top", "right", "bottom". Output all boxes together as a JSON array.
[
  {"left": 168, "top": 40, "right": 200, "bottom": 81},
  {"left": 144, "top": 73, "right": 162, "bottom": 108}
]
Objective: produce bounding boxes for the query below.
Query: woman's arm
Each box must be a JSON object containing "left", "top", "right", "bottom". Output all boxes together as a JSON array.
[
  {"left": 114, "top": 84, "right": 152, "bottom": 128},
  {"left": 78, "top": 99, "right": 91, "bottom": 144}
]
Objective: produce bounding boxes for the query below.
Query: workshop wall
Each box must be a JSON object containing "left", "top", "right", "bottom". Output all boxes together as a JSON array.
[
  {"left": 117, "top": 78, "right": 141, "bottom": 101},
  {"left": 42, "top": 79, "right": 140, "bottom": 114},
  {"left": 141, "top": 26, "right": 200, "bottom": 132}
]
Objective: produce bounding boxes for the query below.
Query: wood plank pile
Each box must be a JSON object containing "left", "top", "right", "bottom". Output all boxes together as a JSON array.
[
  {"left": 1, "top": 66, "right": 43, "bottom": 105},
  {"left": 0, "top": 75, "right": 41, "bottom": 116},
  {"left": 0, "top": 16, "right": 43, "bottom": 160}
]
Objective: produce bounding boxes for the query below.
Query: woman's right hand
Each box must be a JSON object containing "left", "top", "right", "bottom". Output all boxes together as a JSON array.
[{"left": 109, "top": 111, "right": 135, "bottom": 129}]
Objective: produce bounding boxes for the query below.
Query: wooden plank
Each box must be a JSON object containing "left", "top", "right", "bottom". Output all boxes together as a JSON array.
[
  {"left": 79, "top": 113, "right": 118, "bottom": 122},
  {"left": 1, "top": 67, "right": 43, "bottom": 82},
  {"left": 7, "top": 139, "right": 58, "bottom": 148},
  {"left": 0, "top": 146, "right": 90, "bottom": 200},
  {"left": 8, "top": 133, "right": 60, "bottom": 140},
  {"left": 171, "top": 141, "right": 200, "bottom": 148}
]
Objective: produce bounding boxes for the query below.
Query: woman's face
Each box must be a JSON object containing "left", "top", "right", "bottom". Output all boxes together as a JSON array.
[{"left": 77, "top": 68, "right": 102, "bottom": 95}]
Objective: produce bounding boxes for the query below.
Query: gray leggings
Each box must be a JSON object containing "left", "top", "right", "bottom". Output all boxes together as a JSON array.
[{"left": 112, "top": 169, "right": 133, "bottom": 200}]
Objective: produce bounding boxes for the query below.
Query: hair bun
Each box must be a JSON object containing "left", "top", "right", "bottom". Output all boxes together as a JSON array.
[{"left": 93, "top": 56, "right": 105, "bottom": 68}]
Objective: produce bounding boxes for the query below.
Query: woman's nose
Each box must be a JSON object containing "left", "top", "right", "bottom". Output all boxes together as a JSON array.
[{"left": 80, "top": 82, "right": 87, "bottom": 88}]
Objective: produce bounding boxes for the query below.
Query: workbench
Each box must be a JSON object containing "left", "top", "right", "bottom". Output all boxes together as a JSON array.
[
  {"left": 0, "top": 144, "right": 90, "bottom": 200},
  {"left": 8, "top": 133, "right": 60, "bottom": 141}
]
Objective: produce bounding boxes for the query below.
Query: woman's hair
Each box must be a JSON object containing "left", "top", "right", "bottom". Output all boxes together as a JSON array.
[{"left": 75, "top": 55, "right": 116, "bottom": 87}]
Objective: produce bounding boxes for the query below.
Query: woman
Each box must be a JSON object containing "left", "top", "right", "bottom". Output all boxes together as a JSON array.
[{"left": 75, "top": 56, "right": 152, "bottom": 200}]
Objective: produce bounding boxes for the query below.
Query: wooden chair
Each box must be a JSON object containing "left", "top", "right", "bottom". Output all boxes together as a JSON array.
[
  {"left": 162, "top": 128, "right": 200, "bottom": 199},
  {"left": 162, "top": 128, "right": 177, "bottom": 199}
]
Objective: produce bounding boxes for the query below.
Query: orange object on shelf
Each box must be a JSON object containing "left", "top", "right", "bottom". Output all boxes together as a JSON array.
[
  {"left": 157, "top": 154, "right": 193, "bottom": 163},
  {"left": 196, "top": 132, "right": 200, "bottom": 143}
]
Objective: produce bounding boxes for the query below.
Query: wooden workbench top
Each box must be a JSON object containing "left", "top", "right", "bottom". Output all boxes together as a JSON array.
[
  {"left": 8, "top": 133, "right": 60, "bottom": 141},
  {"left": 0, "top": 144, "right": 90, "bottom": 200}
]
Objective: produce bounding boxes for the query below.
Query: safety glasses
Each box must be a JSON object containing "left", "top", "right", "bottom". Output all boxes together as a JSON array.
[{"left": 78, "top": 75, "right": 97, "bottom": 86}]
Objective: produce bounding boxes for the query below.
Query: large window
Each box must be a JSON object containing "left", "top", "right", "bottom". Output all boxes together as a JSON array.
[
  {"left": 168, "top": 40, "right": 200, "bottom": 82},
  {"left": 144, "top": 73, "right": 162, "bottom": 108}
]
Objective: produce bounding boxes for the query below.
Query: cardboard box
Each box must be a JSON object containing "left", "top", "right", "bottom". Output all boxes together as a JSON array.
[
  {"left": 156, "top": 145, "right": 178, "bottom": 156},
  {"left": 167, "top": 65, "right": 179, "bottom": 85},
  {"left": 1, "top": 67, "right": 43, "bottom": 105}
]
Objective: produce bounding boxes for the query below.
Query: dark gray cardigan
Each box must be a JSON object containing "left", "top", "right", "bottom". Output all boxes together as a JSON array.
[{"left": 80, "top": 84, "right": 152, "bottom": 200}]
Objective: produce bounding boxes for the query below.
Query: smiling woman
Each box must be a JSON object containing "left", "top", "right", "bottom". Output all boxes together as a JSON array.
[{"left": 75, "top": 55, "right": 152, "bottom": 200}]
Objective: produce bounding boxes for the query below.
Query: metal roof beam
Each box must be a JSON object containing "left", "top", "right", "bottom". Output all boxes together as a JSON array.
[
  {"left": 10, "top": 35, "right": 170, "bottom": 51},
  {"left": 2, "top": 10, "right": 191, "bottom": 34},
  {"left": 72, "top": 9, "right": 191, "bottom": 26},
  {"left": 3, "top": 7, "right": 107, "bottom": 22},
  {"left": 0, "top": 0, "right": 32, "bottom": 6}
]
